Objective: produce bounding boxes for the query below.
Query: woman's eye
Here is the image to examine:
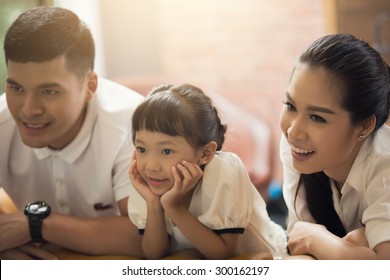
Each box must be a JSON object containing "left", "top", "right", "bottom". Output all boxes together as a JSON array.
[
  {"left": 162, "top": 149, "right": 173, "bottom": 155},
  {"left": 283, "top": 101, "right": 296, "bottom": 112},
  {"left": 136, "top": 147, "right": 145, "bottom": 153},
  {"left": 310, "top": 114, "right": 326, "bottom": 123}
]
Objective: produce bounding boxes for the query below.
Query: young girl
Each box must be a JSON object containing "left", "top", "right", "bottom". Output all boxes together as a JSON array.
[
  {"left": 280, "top": 34, "right": 390, "bottom": 259},
  {"left": 128, "top": 84, "right": 287, "bottom": 259}
]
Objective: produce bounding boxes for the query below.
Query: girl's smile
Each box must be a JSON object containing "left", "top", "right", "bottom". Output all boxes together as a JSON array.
[{"left": 146, "top": 176, "right": 169, "bottom": 188}]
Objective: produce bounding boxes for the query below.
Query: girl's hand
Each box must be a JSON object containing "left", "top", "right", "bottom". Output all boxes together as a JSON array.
[
  {"left": 128, "top": 157, "right": 159, "bottom": 204},
  {"left": 161, "top": 160, "right": 203, "bottom": 211}
]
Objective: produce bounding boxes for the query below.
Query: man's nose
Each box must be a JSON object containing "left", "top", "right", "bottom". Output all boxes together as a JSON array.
[{"left": 22, "top": 93, "right": 44, "bottom": 117}]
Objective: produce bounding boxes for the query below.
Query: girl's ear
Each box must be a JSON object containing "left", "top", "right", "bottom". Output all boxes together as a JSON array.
[{"left": 198, "top": 141, "right": 218, "bottom": 165}]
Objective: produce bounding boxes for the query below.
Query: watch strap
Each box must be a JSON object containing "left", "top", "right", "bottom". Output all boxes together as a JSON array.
[
  {"left": 27, "top": 216, "right": 45, "bottom": 243},
  {"left": 24, "top": 201, "right": 51, "bottom": 243}
]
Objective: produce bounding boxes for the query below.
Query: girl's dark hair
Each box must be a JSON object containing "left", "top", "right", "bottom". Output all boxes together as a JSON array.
[
  {"left": 4, "top": 6, "right": 95, "bottom": 79},
  {"left": 132, "top": 84, "right": 227, "bottom": 150},
  {"left": 294, "top": 34, "right": 390, "bottom": 237}
]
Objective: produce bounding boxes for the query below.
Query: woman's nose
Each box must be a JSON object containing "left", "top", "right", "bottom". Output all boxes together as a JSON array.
[{"left": 287, "top": 117, "right": 307, "bottom": 141}]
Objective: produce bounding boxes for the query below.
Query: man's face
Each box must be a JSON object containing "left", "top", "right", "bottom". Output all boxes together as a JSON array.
[{"left": 5, "top": 55, "right": 95, "bottom": 149}]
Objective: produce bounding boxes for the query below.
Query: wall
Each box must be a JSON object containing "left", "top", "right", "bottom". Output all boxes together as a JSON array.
[
  {"left": 326, "top": 0, "right": 390, "bottom": 64},
  {"left": 99, "top": 0, "right": 161, "bottom": 78},
  {"left": 100, "top": 0, "right": 327, "bottom": 182}
]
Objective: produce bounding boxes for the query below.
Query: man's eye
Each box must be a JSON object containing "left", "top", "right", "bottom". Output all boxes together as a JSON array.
[
  {"left": 8, "top": 85, "right": 23, "bottom": 93},
  {"left": 42, "top": 89, "right": 57, "bottom": 95},
  {"left": 162, "top": 149, "right": 173, "bottom": 155}
]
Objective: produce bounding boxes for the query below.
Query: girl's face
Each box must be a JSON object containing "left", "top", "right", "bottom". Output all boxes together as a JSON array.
[
  {"left": 134, "top": 130, "right": 204, "bottom": 196},
  {"left": 279, "top": 64, "right": 363, "bottom": 184}
]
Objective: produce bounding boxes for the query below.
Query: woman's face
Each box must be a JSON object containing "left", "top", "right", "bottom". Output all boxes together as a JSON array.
[{"left": 279, "top": 64, "right": 363, "bottom": 183}]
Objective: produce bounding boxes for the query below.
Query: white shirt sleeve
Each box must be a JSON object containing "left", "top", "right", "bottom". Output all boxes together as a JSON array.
[
  {"left": 362, "top": 162, "right": 390, "bottom": 248},
  {"left": 127, "top": 182, "right": 147, "bottom": 231}
]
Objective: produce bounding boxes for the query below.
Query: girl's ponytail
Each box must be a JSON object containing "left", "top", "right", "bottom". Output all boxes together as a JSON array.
[{"left": 212, "top": 107, "right": 227, "bottom": 151}]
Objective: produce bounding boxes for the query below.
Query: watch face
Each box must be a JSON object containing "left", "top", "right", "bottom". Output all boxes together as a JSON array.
[{"left": 26, "top": 201, "right": 50, "bottom": 214}]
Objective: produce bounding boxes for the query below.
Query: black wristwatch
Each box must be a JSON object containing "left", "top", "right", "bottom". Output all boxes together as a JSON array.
[{"left": 24, "top": 201, "right": 51, "bottom": 243}]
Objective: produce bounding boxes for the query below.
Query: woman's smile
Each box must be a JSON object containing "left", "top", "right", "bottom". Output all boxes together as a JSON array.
[{"left": 290, "top": 143, "right": 315, "bottom": 161}]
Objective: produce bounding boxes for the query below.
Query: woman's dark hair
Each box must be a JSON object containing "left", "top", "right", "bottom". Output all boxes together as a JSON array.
[
  {"left": 132, "top": 84, "right": 227, "bottom": 151},
  {"left": 4, "top": 6, "right": 95, "bottom": 79},
  {"left": 294, "top": 34, "right": 390, "bottom": 237}
]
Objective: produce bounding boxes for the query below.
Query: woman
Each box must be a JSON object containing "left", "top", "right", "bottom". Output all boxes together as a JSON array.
[{"left": 280, "top": 34, "right": 390, "bottom": 259}]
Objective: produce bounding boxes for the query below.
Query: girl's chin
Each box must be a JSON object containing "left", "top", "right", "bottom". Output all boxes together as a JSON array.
[{"left": 149, "top": 185, "right": 173, "bottom": 196}]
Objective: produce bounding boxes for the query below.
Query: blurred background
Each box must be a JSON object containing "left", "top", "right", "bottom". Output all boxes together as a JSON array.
[{"left": 1, "top": 0, "right": 390, "bottom": 225}]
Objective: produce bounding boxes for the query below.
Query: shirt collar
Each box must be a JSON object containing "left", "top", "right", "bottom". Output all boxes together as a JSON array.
[
  {"left": 343, "top": 134, "right": 374, "bottom": 193},
  {"left": 33, "top": 96, "right": 97, "bottom": 163}
]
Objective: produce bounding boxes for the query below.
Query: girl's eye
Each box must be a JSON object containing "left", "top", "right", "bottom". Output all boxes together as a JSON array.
[
  {"left": 162, "top": 149, "right": 173, "bottom": 155},
  {"left": 310, "top": 115, "right": 326, "bottom": 123},
  {"left": 136, "top": 147, "right": 146, "bottom": 153},
  {"left": 283, "top": 101, "right": 296, "bottom": 112}
]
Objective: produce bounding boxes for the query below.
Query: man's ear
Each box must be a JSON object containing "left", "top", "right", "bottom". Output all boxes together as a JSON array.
[
  {"left": 358, "top": 116, "right": 376, "bottom": 141},
  {"left": 85, "top": 71, "right": 98, "bottom": 101},
  {"left": 199, "top": 141, "right": 218, "bottom": 165}
]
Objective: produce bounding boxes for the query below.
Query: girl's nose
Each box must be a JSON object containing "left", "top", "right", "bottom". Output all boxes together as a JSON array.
[{"left": 145, "top": 156, "right": 161, "bottom": 172}]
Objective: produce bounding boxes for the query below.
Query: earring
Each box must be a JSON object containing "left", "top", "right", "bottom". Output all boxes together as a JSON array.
[{"left": 359, "top": 134, "right": 365, "bottom": 140}]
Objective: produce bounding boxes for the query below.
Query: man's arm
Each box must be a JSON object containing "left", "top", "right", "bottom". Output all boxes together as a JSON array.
[
  {"left": 0, "top": 187, "right": 17, "bottom": 214},
  {"left": 1, "top": 198, "right": 143, "bottom": 257},
  {"left": 42, "top": 198, "right": 143, "bottom": 256},
  {"left": 0, "top": 212, "right": 30, "bottom": 251}
]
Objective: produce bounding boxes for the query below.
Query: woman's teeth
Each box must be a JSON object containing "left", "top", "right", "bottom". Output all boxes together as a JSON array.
[{"left": 291, "top": 144, "right": 314, "bottom": 154}]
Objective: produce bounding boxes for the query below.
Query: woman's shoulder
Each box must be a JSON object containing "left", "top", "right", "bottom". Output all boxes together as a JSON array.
[
  {"left": 362, "top": 126, "right": 390, "bottom": 163},
  {"left": 351, "top": 126, "right": 390, "bottom": 185},
  {"left": 374, "top": 125, "right": 390, "bottom": 153}
]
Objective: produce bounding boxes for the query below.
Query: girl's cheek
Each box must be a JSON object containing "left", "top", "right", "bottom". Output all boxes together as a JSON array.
[{"left": 172, "top": 164, "right": 184, "bottom": 180}]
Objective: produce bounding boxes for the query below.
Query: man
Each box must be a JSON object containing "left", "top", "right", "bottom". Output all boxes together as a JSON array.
[{"left": 0, "top": 6, "right": 143, "bottom": 259}]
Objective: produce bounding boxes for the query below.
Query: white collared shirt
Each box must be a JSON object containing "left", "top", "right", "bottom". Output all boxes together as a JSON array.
[
  {"left": 0, "top": 79, "right": 144, "bottom": 217},
  {"left": 281, "top": 126, "right": 390, "bottom": 249}
]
